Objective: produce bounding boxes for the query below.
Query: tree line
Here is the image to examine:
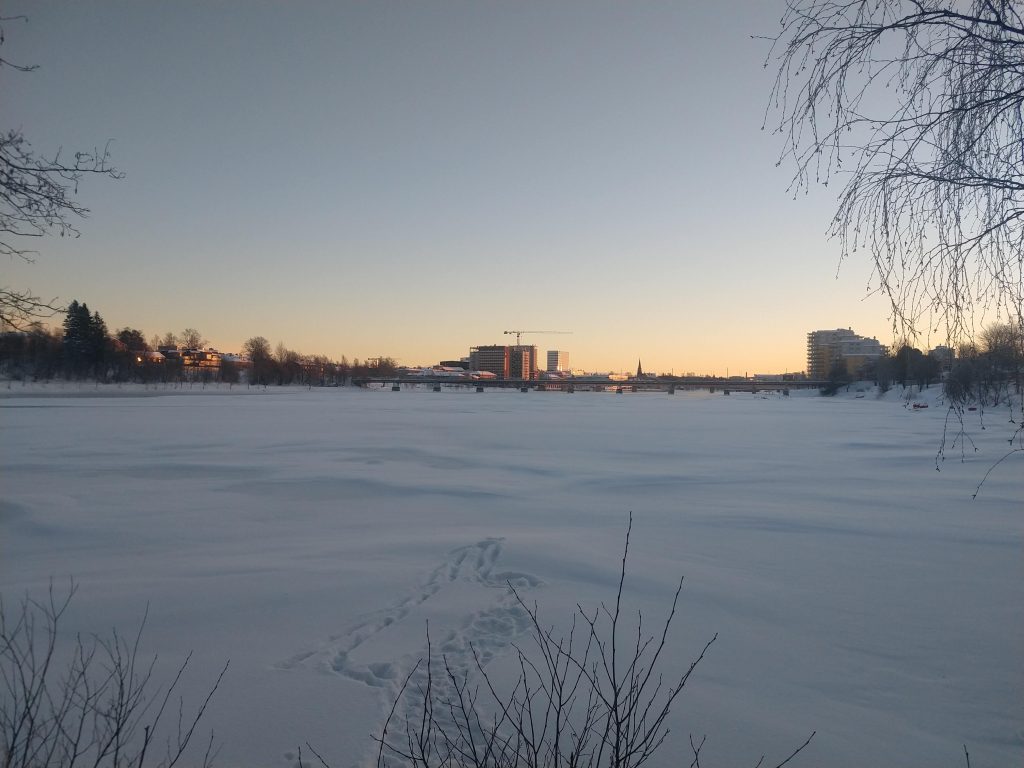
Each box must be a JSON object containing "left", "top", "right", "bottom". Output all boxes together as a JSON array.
[
  {"left": 942, "top": 324, "right": 1024, "bottom": 408},
  {"left": 820, "top": 323, "right": 1024, "bottom": 405},
  {"left": 0, "top": 299, "right": 397, "bottom": 386}
]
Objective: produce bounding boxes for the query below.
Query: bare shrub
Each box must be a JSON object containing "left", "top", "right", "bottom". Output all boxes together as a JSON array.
[
  {"left": 0, "top": 582, "right": 227, "bottom": 768},
  {"left": 338, "top": 517, "right": 814, "bottom": 768}
]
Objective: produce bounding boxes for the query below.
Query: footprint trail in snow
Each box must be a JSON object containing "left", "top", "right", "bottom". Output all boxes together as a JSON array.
[{"left": 277, "top": 538, "right": 542, "bottom": 703}]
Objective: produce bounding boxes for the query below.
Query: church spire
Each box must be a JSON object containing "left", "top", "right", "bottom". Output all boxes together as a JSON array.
[{"left": 636, "top": 359, "right": 643, "bottom": 378}]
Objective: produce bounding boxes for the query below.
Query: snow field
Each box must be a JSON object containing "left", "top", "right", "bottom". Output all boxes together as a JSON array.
[{"left": 0, "top": 385, "right": 1020, "bottom": 767}]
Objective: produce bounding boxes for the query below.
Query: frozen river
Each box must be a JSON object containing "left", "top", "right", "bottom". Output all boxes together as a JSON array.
[{"left": 1, "top": 385, "right": 1021, "bottom": 767}]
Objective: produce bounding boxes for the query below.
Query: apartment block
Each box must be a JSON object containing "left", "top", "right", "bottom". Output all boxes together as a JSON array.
[
  {"left": 469, "top": 345, "right": 510, "bottom": 378},
  {"left": 510, "top": 345, "right": 538, "bottom": 380},
  {"left": 807, "top": 328, "right": 885, "bottom": 378},
  {"left": 546, "top": 350, "right": 569, "bottom": 373}
]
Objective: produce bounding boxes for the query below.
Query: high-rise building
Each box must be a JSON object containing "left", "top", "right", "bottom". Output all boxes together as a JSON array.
[
  {"left": 806, "top": 328, "right": 885, "bottom": 378},
  {"left": 546, "top": 350, "right": 569, "bottom": 373},
  {"left": 510, "top": 345, "right": 538, "bottom": 380},
  {"left": 469, "top": 345, "right": 510, "bottom": 378},
  {"left": 469, "top": 344, "right": 538, "bottom": 379}
]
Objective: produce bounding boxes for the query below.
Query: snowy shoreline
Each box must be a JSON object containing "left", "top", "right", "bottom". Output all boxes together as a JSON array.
[
  {"left": 0, "top": 379, "right": 288, "bottom": 397},
  {"left": 0, "top": 376, "right": 955, "bottom": 404}
]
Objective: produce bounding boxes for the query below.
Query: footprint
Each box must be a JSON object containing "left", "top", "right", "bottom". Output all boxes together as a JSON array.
[{"left": 277, "top": 538, "right": 542, "bottom": 701}]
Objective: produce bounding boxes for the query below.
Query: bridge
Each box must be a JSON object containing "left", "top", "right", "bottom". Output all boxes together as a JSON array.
[{"left": 351, "top": 375, "right": 826, "bottom": 394}]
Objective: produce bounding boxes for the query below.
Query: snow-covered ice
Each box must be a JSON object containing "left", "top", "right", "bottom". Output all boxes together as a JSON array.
[{"left": 1, "top": 384, "right": 1020, "bottom": 767}]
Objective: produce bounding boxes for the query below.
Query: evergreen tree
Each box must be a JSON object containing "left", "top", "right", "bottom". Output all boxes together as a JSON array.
[
  {"left": 61, "top": 300, "right": 92, "bottom": 375},
  {"left": 88, "top": 311, "right": 109, "bottom": 372},
  {"left": 60, "top": 301, "right": 110, "bottom": 377}
]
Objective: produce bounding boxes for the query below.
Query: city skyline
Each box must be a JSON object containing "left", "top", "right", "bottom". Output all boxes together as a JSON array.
[{"left": 5, "top": 1, "right": 916, "bottom": 374}]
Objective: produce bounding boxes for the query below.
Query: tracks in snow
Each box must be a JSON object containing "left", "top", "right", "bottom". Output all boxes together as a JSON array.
[{"left": 277, "top": 538, "right": 542, "bottom": 702}]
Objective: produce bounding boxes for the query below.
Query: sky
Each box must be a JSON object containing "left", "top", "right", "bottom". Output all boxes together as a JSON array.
[{"left": 2, "top": 1, "right": 902, "bottom": 374}]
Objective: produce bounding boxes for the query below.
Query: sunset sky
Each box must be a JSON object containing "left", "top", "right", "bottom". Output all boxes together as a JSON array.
[{"left": 4, "top": 1, "right": 903, "bottom": 374}]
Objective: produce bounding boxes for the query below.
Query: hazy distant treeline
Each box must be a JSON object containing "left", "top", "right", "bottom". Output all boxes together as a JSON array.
[{"left": 0, "top": 299, "right": 397, "bottom": 386}]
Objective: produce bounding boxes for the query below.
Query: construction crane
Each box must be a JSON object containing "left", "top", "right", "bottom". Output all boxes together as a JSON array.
[{"left": 503, "top": 330, "right": 572, "bottom": 346}]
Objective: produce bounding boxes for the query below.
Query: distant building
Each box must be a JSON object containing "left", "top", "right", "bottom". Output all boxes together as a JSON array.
[
  {"left": 469, "top": 345, "right": 510, "bottom": 378},
  {"left": 221, "top": 353, "right": 251, "bottom": 368},
  {"left": 182, "top": 348, "right": 221, "bottom": 369},
  {"left": 806, "top": 328, "right": 885, "bottom": 378},
  {"left": 929, "top": 345, "right": 955, "bottom": 372},
  {"left": 510, "top": 345, "right": 538, "bottom": 380},
  {"left": 835, "top": 336, "right": 885, "bottom": 377},
  {"left": 470, "top": 344, "right": 538, "bottom": 379},
  {"left": 138, "top": 351, "right": 165, "bottom": 364},
  {"left": 546, "top": 350, "right": 569, "bottom": 373}
]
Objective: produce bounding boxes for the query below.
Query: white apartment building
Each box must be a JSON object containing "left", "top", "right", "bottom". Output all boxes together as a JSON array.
[{"left": 807, "top": 328, "right": 885, "bottom": 378}]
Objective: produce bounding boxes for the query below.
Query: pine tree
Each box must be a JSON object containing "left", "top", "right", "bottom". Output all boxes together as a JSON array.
[
  {"left": 88, "top": 311, "right": 109, "bottom": 371},
  {"left": 61, "top": 300, "right": 110, "bottom": 377},
  {"left": 61, "top": 300, "right": 91, "bottom": 375}
]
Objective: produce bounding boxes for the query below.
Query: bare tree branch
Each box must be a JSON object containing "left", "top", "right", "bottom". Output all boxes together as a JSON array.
[
  {"left": 0, "top": 582, "right": 226, "bottom": 768},
  {"left": 765, "top": 0, "right": 1024, "bottom": 344},
  {"left": 1, "top": 17, "right": 121, "bottom": 331}
]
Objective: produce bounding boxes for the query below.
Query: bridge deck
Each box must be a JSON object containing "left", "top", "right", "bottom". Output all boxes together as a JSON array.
[{"left": 352, "top": 376, "right": 824, "bottom": 392}]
